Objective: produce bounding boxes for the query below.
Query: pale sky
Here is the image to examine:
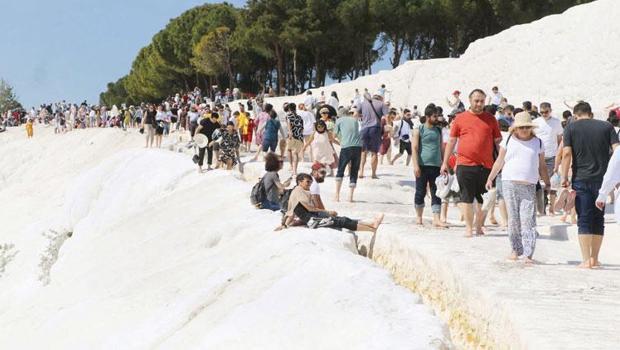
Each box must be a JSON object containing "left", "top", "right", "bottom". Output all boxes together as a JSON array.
[
  {"left": 0, "top": 0, "right": 245, "bottom": 108},
  {"left": 0, "top": 0, "right": 391, "bottom": 108}
]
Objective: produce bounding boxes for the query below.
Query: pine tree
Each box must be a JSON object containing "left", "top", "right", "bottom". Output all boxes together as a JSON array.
[{"left": 0, "top": 79, "right": 22, "bottom": 114}]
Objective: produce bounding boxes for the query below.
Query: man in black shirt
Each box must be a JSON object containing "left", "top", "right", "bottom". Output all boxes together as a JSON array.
[
  {"left": 561, "top": 102, "right": 619, "bottom": 269},
  {"left": 195, "top": 113, "right": 221, "bottom": 172}
]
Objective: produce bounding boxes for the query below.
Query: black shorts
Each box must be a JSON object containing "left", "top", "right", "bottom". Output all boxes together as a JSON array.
[
  {"left": 399, "top": 140, "right": 412, "bottom": 155},
  {"left": 456, "top": 165, "right": 490, "bottom": 204}
]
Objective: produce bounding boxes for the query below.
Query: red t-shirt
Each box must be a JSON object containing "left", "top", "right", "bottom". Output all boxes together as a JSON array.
[{"left": 450, "top": 110, "right": 501, "bottom": 169}]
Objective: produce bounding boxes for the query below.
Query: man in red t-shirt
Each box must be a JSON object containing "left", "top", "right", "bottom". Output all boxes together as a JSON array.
[{"left": 441, "top": 89, "right": 502, "bottom": 237}]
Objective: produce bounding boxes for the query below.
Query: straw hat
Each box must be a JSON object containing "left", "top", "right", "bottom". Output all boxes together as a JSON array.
[{"left": 509, "top": 111, "right": 537, "bottom": 132}]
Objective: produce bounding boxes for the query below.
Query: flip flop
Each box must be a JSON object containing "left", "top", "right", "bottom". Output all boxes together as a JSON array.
[
  {"left": 554, "top": 188, "right": 569, "bottom": 213},
  {"left": 564, "top": 190, "right": 577, "bottom": 212}
]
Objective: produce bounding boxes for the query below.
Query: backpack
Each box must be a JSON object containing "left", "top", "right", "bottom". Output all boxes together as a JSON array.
[
  {"left": 250, "top": 178, "right": 267, "bottom": 207},
  {"left": 279, "top": 187, "right": 295, "bottom": 214}
]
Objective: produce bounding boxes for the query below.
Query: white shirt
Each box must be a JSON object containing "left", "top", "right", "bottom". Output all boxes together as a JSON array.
[
  {"left": 328, "top": 96, "right": 339, "bottom": 110},
  {"left": 596, "top": 147, "right": 620, "bottom": 223},
  {"left": 303, "top": 95, "right": 316, "bottom": 110},
  {"left": 490, "top": 92, "right": 503, "bottom": 106},
  {"left": 533, "top": 116, "right": 563, "bottom": 158},
  {"left": 396, "top": 118, "right": 413, "bottom": 143},
  {"left": 300, "top": 110, "right": 315, "bottom": 136},
  {"left": 310, "top": 178, "right": 320, "bottom": 195},
  {"left": 500, "top": 135, "right": 544, "bottom": 184},
  {"left": 188, "top": 111, "right": 200, "bottom": 123}
]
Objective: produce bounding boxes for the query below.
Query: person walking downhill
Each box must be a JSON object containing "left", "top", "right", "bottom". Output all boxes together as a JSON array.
[
  {"left": 356, "top": 92, "right": 389, "bottom": 179},
  {"left": 533, "top": 102, "right": 563, "bottom": 215},
  {"left": 194, "top": 112, "right": 221, "bottom": 172},
  {"left": 334, "top": 107, "right": 363, "bottom": 202},
  {"left": 302, "top": 120, "right": 337, "bottom": 176},
  {"left": 142, "top": 104, "right": 157, "bottom": 148},
  {"left": 390, "top": 109, "right": 414, "bottom": 166},
  {"left": 285, "top": 103, "right": 305, "bottom": 176},
  {"left": 561, "top": 102, "right": 619, "bottom": 269},
  {"left": 441, "top": 89, "right": 502, "bottom": 237},
  {"left": 412, "top": 104, "right": 447, "bottom": 228},
  {"left": 486, "top": 112, "right": 550, "bottom": 264}
]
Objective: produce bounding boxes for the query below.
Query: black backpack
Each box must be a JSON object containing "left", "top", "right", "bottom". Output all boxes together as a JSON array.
[
  {"left": 250, "top": 178, "right": 267, "bottom": 207},
  {"left": 279, "top": 187, "right": 295, "bottom": 214}
]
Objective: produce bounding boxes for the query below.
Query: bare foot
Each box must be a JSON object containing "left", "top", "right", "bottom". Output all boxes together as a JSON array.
[
  {"left": 590, "top": 258, "right": 601, "bottom": 269},
  {"left": 507, "top": 252, "right": 519, "bottom": 261},
  {"left": 464, "top": 229, "right": 473, "bottom": 238},
  {"left": 333, "top": 196, "right": 340, "bottom": 202},
  {"left": 371, "top": 175, "right": 379, "bottom": 179},
  {"left": 433, "top": 220, "right": 449, "bottom": 229},
  {"left": 523, "top": 257, "right": 537, "bottom": 265},
  {"left": 489, "top": 218, "right": 498, "bottom": 225},
  {"left": 416, "top": 217, "right": 424, "bottom": 226},
  {"left": 476, "top": 228, "right": 486, "bottom": 236},
  {"left": 371, "top": 214, "right": 385, "bottom": 230},
  {"left": 577, "top": 261, "right": 592, "bottom": 269}
]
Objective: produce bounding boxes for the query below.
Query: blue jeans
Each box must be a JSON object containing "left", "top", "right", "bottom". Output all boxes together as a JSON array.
[
  {"left": 261, "top": 199, "right": 281, "bottom": 211},
  {"left": 336, "top": 146, "right": 362, "bottom": 188},
  {"left": 262, "top": 138, "right": 278, "bottom": 152},
  {"left": 415, "top": 166, "right": 442, "bottom": 213},
  {"left": 573, "top": 180, "right": 605, "bottom": 235}
]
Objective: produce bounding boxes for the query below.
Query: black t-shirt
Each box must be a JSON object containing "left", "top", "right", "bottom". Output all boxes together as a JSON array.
[
  {"left": 199, "top": 118, "right": 220, "bottom": 140},
  {"left": 145, "top": 110, "right": 157, "bottom": 125},
  {"left": 563, "top": 119, "right": 619, "bottom": 182}
]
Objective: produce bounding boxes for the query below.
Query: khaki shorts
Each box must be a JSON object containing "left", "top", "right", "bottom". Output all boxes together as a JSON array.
[{"left": 287, "top": 138, "right": 304, "bottom": 153}]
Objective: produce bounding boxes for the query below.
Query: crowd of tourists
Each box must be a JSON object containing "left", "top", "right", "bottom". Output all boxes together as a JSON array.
[{"left": 13, "top": 84, "right": 620, "bottom": 268}]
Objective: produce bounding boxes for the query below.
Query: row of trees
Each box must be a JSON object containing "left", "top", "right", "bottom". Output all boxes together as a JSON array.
[
  {"left": 100, "top": 0, "right": 592, "bottom": 106},
  {"left": 0, "top": 79, "right": 22, "bottom": 115}
]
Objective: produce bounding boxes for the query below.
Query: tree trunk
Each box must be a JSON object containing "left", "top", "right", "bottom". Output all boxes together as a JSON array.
[
  {"left": 274, "top": 44, "right": 285, "bottom": 95},
  {"left": 292, "top": 48, "right": 298, "bottom": 95}
]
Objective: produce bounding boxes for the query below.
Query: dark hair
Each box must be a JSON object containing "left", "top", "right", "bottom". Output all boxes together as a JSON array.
[
  {"left": 226, "top": 121, "right": 235, "bottom": 127},
  {"left": 233, "top": 111, "right": 240, "bottom": 116},
  {"left": 436, "top": 106, "right": 443, "bottom": 115},
  {"left": 608, "top": 112, "right": 619, "bottom": 127},
  {"left": 315, "top": 119, "right": 327, "bottom": 132},
  {"left": 562, "top": 110, "right": 572, "bottom": 120},
  {"left": 283, "top": 103, "right": 289, "bottom": 112},
  {"left": 522, "top": 101, "right": 532, "bottom": 111},
  {"left": 424, "top": 103, "right": 437, "bottom": 117},
  {"left": 403, "top": 108, "right": 411, "bottom": 114},
  {"left": 264, "top": 152, "right": 281, "bottom": 172},
  {"left": 540, "top": 102, "right": 551, "bottom": 110},
  {"left": 269, "top": 110, "right": 278, "bottom": 119},
  {"left": 514, "top": 108, "right": 524, "bottom": 115},
  {"left": 296, "top": 173, "right": 312, "bottom": 184},
  {"left": 483, "top": 105, "right": 497, "bottom": 115},
  {"left": 469, "top": 89, "right": 486, "bottom": 98},
  {"left": 504, "top": 104, "right": 515, "bottom": 112},
  {"left": 287, "top": 103, "right": 297, "bottom": 112},
  {"left": 210, "top": 112, "right": 219, "bottom": 119},
  {"left": 264, "top": 103, "right": 273, "bottom": 113},
  {"left": 498, "top": 119, "right": 510, "bottom": 132},
  {"left": 331, "top": 91, "right": 338, "bottom": 100},
  {"left": 420, "top": 116, "right": 427, "bottom": 124},
  {"left": 573, "top": 101, "right": 592, "bottom": 116}
]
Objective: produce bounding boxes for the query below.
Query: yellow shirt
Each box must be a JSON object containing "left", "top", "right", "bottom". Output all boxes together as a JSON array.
[{"left": 238, "top": 112, "right": 249, "bottom": 134}]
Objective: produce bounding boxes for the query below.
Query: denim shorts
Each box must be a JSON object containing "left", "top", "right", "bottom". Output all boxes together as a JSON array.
[
  {"left": 262, "top": 138, "right": 277, "bottom": 153},
  {"left": 573, "top": 180, "right": 605, "bottom": 235},
  {"left": 361, "top": 126, "right": 381, "bottom": 153}
]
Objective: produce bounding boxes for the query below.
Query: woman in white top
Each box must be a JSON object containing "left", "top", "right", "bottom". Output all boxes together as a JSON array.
[
  {"left": 486, "top": 112, "right": 550, "bottom": 264},
  {"left": 596, "top": 147, "right": 620, "bottom": 223}
]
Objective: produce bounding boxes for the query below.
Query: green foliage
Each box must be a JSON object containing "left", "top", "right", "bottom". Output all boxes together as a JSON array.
[
  {"left": 101, "top": 0, "right": 593, "bottom": 103},
  {"left": 0, "top": 79, "right": 22, "bottom": 114}
]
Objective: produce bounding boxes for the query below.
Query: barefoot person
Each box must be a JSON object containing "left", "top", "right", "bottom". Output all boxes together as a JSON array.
[
  {"left": 561, "top": 102, "right": 619, "bottom": 268},
  {"left": 280, "top": 173, "right": 384, "bottom": 233},
  {"left": 355, "top": 92, "right": 388, "bottom": 178},
  {"left": 412, "top": 104, "right": 446, "bottom": 228},
  {"left": 486, "top": 112, "right": 550, "bottom": 264},
  {"left": 334, "top": 107, "right": 362, "bottom": 202},
  {"left": 533, "top": 102, "right": 563, "bottom": 215},
  {"left": 441, "top": 89, "right": 502, "bottom": 237}
]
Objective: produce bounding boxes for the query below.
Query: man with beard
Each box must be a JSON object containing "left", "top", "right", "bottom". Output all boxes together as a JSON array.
[
  {"left": 412, "top": 104, "right": 447, "bottom": 228},
  {"left": 310, "top": 162, "right": 327, "bottom": 210},
  {"left": 441, "top": 89, "right": 502, "bottom": 237}
]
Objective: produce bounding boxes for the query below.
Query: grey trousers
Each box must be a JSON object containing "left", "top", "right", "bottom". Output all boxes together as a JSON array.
[{"left": 503, "top": 181, "right": 537, "bottom": 258}]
